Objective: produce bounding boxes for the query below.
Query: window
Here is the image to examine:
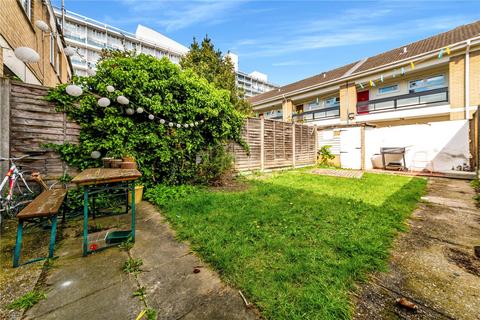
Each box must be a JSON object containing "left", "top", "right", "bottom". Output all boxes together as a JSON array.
[
  {"left": 378, "top": 84, "right": 399, "bottom": 95},
  {"left": 325, "top": 97, "right": 340, "bottom": 108},
  {"left": 50, "top": 34, "right": 55, "bottom": 66},
  {"left": 19, "top": 0, "right": 31, "bottom": 19},
  {"left": 305, "top": 96, "right": 339, "bottom": 112},
  {"left": 409, "top": 75, "right": 445, "bottom": 93}
]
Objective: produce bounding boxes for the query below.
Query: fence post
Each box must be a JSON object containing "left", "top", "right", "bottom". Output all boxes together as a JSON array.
[
  {"left": 292, "top": 123, "right": 296, "bottom": 168},
  {"left": 260, "top": 118, "right": 265, "bottom": 171},
  {"left": 0, "top": 78, "right": 10, "bottom": 175}
]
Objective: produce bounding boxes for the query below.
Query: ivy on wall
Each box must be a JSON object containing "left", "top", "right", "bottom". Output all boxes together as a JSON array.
[{"left": 47, "top": 53, "right": 246, "bottom": 185}]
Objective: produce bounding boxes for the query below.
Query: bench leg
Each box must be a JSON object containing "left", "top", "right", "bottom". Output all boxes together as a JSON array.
[
  {"left": 13, "top": 220, "right": 24, "bottom": 268},
  {"left": 48, "top": 215, "right": 58, "bottom": 258},
  {"left": 83, "top": 190, "right": 89, "bottom": 256}
]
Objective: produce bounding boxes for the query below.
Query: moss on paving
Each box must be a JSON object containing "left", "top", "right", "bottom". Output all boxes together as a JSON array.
[{"left": 148, "top": 171, "right": 426, "bottom": 320}]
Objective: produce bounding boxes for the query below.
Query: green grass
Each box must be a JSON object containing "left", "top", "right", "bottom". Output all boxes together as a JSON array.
[
  {"left": 122, "top": 258, "right": 143, "bottom": 274},
  {"left": 7, "top": 290, "right": 46, "bottom": 311},
  {"left": 147, "top": 171, "right": 426, "bottom": 319}
]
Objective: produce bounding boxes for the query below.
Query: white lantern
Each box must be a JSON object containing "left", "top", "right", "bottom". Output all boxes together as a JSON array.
[
  {"left": 159, "top": 119, "right": 165, "bottom": 124},
  {"left": 106, "top": 85, "right": 115, "bottom": 93},
  {"left": 65, "top": 84, "right": 83, "bottom": 97},
  {"left": 136, "top": 107, "right": 144, "bottom": 114},
  {"left": 91, "top": 151, "right": 101, "bottom": 159},
  {"left": 200, "top": 120, "right": 204, "bottom": 123},
  {"left": 117, "top": 95, "right": 129, "bottom": 105},
  {"left": 189, "top": 123, "right": 194, "bottom": 127},
  {"left": 64, "top": 46, "right": 76, "bottom": 57},
  {"left": 184, "top": 124, "right": 189, "bottom": 128},
  {"left": 148, "top": 114, "right": 155, "bottom": 120},
  {"left": 87, "top": 68, "right": 96, "bottom": 76},
  {"left": 126, "top": 108, "right": 135, "bottom": 115},
  {"left": 97, "top": 97, "right": 111, "bottom": 107},
  {"left": 14, "top": 47, "right": 40, "bottom": 63},
  {"left": 176, "top": 124, "right": 181, "bottom": 128},
  {"left": 35, "top": 20, "right": 50, "bottom": 32},
  {"left": 195, "top": 121, "right": 199, "bottom": 126},
  {"left": 168, "top": 122, "right": 174, "bottom": 127}
]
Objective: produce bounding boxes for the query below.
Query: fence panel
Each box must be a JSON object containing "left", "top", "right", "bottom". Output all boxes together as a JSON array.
[{"left": 232, "top": 118, "right": 317, "bottom": 171}]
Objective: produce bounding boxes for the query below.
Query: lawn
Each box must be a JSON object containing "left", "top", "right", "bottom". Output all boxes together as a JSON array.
[{"left": 146, "top": 170, "right": 426, "bottom": 319}]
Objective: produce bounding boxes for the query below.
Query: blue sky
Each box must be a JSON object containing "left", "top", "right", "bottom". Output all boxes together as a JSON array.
[{"left": 52, "top": 0, "right": 480, "bottom": 85}]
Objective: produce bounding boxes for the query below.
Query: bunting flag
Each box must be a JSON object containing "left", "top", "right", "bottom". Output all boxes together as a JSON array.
[
  {"left": 438, "top": 48, "right": 444, "bottom": 59},
  {"left": 401, "top": 67, "right": 406, "bottom": 75},
  {"left": 359, "top": 82, "right": 364, "bottom": 89},
  {"left": 392, "top": 69, "right": 397, "bottom": 78},
  {"left": 410, "top": 61, "right": 415, "bottom": 70},
  {"left": 445, "top": 46, "right": 451, "bottom": 55},
  {"left": 380, "top": 75, "right": 384, "bottom": 83},
  {"left": 369, "top": 80, "right": 375, "bottom": 87}
]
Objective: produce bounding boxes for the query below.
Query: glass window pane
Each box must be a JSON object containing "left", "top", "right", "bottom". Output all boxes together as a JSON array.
[
  {"left": 397, "top": 97, "right": 419, "bottom": 107},
  {"left": 374, "top": 100, "right": 395, "bottom": 110},
  {"left": 419, "top": 92, "right": 447, "bottom": 104}
]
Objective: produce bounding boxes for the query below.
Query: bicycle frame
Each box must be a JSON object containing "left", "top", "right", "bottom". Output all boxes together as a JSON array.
[{"left": 0, "top": 162, "right": 33, "bottom": 201}]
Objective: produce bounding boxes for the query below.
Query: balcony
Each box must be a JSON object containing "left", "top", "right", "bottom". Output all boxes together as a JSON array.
[
  {"left": 357, "top": 87, "right": 448, "bottom": 114},
  {"left": 293, "top": 106, "right": 340, "bottom": 122}
]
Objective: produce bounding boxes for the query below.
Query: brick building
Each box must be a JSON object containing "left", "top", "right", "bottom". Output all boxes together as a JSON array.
[{"left": 0, "top": 0, "right": 72, "bottom": 86}]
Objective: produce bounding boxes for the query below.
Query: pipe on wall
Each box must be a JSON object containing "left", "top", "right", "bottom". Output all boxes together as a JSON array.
[{"left": 465, "top": 40, "right": 471, "bottom": 119}]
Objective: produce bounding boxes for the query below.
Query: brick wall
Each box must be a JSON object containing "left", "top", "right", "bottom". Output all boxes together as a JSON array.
[
  {"left": 470, "top": 50, "right": 480, "bottom": 108},
  {"left": 0, "top": 0, "right": 70, "bottom": 86},
  {"left": 449, "top": 54, "right": 465, "bottom": 120}
]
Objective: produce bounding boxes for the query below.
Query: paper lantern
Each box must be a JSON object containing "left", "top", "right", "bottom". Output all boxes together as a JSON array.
[
  {"left": 65, "top": 84, "right": 83, "bottom": 97},
  {"left": 106, "top": 85, "right": 115, "bottom": 93},
  {"left": 195, "top": 121, "right": 199, "bottom": 126},
  {"left": 117, "top": 95, "right": 129, "bottom": 105},
  {"left": 168, "top": 122, "right": 174, "bottom": 127},
  {"left": 148, "top": 114, "right": 155, "bottom": 120},
  {"left": 189, "top": 123, "right": 194, "bottom": 127},
  {"left": 184, "top": 124, "right": 189, "bottom": 128},
  {"left": 126, "top": 108, "right": 135, "bottom": 115},
  {"left": 200, "top": 120, "right": 204, "bottom": 123},
  {"left": 159, "top": 119, "right": 165, "bottom": 124},
  {"left": 86, "top": 68, "right": 96, "bottom": 76},
  {"left": 176, "top": 124, "right": 181, "bottom": 128},
  {"left": 91, "top": 151, "right": 101, "bottom": 159},
  {"left": 64, "top": 46, "right": 76, "bottom": 57},
  {"left": 97, "top": 97, "right": 111, "bottom": 107},
  {"left": 35, "top": 20, "right": 50, "bottom": 32},
  {"left": 136, "top": 107, "right": 144, "bottom": 114},
  {"left": 14, "top": 47, "right": 40, "bottom": 63}
]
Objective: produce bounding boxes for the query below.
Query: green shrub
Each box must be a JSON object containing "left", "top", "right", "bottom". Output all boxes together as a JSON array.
[
  {"left": 318, "top": 145, "right": 335, "bottom": 166},
  {"left": 194, "top": 143, "right": 235, "bottom": 185},
  {"left": 144, "top": 184, "right": 199, "bottom": 208},
  {"left": 47, "top": 52, "right": 246, "bottom": 186}
]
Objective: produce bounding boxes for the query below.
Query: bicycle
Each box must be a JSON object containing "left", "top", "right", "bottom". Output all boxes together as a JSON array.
[{"left": 0, "top": 153, "right": 52, "bottom": 224}]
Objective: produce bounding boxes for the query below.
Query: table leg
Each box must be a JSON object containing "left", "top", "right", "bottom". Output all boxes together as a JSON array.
[
  {"left": 125, "top": 181, "right": 129, "bottom": 214},
  {"left": 83, "top": 188, "right": 89, "bottom": 256},
  {"left": 131, "top": 181, "right": 135, "bottom": 242}
]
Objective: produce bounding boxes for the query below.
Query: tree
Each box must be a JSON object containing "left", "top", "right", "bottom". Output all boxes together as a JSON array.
[
  {"left": 180, "top": 36, "right": 252, "bottom": 115},
  {"left": 47, "top": 53, "right": 246, "bottom": 185}
]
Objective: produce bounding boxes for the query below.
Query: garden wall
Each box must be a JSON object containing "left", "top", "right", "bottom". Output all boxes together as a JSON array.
[
  {"left": 0, "top": 79, "right": 79, "bottom": 187},
  {"left": 230, "top": 118, "right": 318, "bottom": 171}
]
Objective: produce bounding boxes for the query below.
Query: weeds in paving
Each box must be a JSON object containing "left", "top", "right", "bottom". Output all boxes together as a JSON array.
[
  {"left": 471, "top": 179, "right": 480, "bottom": 207},
  {"left": 132, "top": 287, "right": 147, "bottom": 302},
  {"left": 145, "top": 308, "right": 157, "bottom": 320},
  {"left": 7, "top": 290, "right": 46, "bottom": 311},
  {"left": 122, "top": 257, "right": 143, "bottom": 274},
  {"left": 119, "top": 237, "right": 134, "bottom": 251}
]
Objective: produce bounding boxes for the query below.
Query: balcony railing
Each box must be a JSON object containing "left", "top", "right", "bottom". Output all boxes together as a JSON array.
[
  {"left": 293, "top": 106, "right": 340, "bottom": 122},
  {"left": 357, "top": 87, "right": 448, "bottom": 114}
]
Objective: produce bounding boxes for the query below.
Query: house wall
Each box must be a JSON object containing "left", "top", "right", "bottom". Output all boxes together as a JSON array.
[
  {"left": 364, "top": 120, "right": 470, "bottom": 172},
  {"left": 0, "top": 0, "right": 70, "bottom": 86}
]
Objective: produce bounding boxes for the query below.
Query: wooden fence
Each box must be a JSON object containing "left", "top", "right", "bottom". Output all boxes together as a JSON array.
[
  {"left": 0, "top": 79, "right": 79, "bottom": 186},
  {"left": 0, "top": 80, "right": 318, "bottom": 182},
  {"left": 230, "top": 118, "right": 318, "bottom": 171}
]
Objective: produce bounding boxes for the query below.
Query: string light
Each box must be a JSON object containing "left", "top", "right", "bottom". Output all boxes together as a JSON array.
[{"left": 97, "top": 97, "right": 110, "bottom": 107}]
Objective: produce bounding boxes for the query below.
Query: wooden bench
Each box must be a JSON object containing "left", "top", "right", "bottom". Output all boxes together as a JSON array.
[{"left": 13, "top": 189, "right": 67, "bottom": 268}]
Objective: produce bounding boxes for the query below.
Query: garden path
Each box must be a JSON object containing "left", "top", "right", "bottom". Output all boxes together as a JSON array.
[
  {"left": 354, "top": 177, "right": 480, "bottom": 320},
  {"left": 24, "top": 202, "right": 259, "bottom": 320}
]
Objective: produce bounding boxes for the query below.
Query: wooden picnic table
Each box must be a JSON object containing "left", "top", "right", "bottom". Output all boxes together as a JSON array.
[{"left": 72, "top": 168, "right": 142, "bottom": 256}]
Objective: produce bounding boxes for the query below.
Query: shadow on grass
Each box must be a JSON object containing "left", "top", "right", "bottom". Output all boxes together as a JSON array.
[{"left": 154, "top": 173, "right": 426, "bottom": 320}]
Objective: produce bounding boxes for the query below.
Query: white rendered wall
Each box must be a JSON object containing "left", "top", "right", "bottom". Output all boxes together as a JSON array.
[{"left": 364, "top": 120, "right": 470, "bottom": 172}]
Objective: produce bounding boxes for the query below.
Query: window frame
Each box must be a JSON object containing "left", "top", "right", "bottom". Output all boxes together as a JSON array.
[
  {"left": 378, "top": 84, "right": 399, "bottom": 95},
  {"left": 408, "top": 74, "right": 446, "bottom": 93},
  {"left": 18, "top": 0, "right": 32, "bottom": 20},
  {"left": 50, "top": 33, "right": 55, "bottom": 67}
]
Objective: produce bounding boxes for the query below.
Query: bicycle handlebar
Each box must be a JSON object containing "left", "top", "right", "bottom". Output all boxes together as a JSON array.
[{"left": 0, "top": 152, "right": 46, "bottom": 162}]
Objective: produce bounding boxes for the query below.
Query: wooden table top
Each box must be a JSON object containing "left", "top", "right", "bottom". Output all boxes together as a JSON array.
[{"left": 71, "top": 168, "right": 142, "bottom": 186}]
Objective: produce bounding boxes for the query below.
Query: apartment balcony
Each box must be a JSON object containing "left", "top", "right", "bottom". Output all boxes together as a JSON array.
[
  {"left": 356, "top": 87, "right": 448, "bottom": 115},
  {"left": 293, "top": 106, "right": 340, "bottom": 123}
]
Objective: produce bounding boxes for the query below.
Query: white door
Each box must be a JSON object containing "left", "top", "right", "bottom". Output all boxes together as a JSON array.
[{"left": 340, "top": 127, "right": 362, "bottom": 169}]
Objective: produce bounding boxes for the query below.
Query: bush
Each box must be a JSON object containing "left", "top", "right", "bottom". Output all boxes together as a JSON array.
[
  {"left": 318, "top": 145, "right": 335, "bottom": 166},
  {"left": 47, "top": 53, "right": 245, "bottom": 186}
]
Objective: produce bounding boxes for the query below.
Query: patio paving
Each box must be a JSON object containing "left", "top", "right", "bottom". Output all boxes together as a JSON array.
[
  {"left": 22, "top": 202, "right": 259, "bottom": 320},
  {"left": 354, "top": 177, "right": 480, "bottom": 320}
]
